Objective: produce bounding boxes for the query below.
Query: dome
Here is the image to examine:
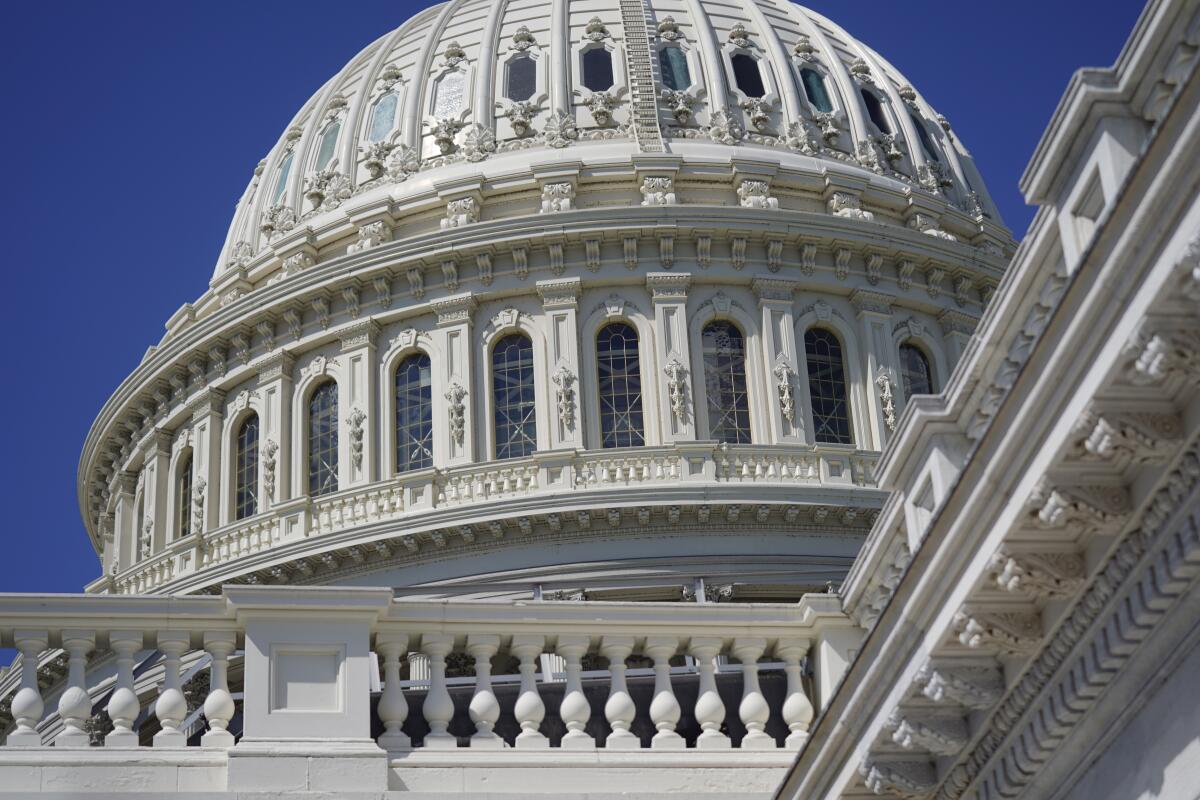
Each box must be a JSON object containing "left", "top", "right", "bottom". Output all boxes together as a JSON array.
[{"left": 78, "top": 0, "right": 1013, "bottom": 600}]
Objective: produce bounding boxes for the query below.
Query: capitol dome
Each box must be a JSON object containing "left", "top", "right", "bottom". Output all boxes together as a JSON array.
[{"left": 78, "top": 0, "right": 1013, "bottom": 600}]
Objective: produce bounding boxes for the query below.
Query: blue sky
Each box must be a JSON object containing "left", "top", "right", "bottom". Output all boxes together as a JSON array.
[{"left": 0, "top": 1, "right": 1141, "bottom": 594}]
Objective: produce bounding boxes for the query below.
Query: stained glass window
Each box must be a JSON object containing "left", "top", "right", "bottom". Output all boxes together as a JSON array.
[
  {"left": 507, "top": 56, "right": 536, "bottom": 101},
  {"left": 368, "top": 93, "right": 398, "bottom": 142},
  {"left": 272, "top": 152, "right": 293, "bottom": 203},
  {"left": 659, "top": 47, "right": 690, "bottom": 91},
  {"left": 493, "top": 334, "right": 537, "bottom": 459},
  {"left": 316, "top": 121, "right": 340, "bottom": 170},
  {"left": 732, "top": 54, "right": 765, "bottom": 98},
  {"left": 909, "top": 112, "right": 940, "bottom": 162},
  {"left": 805, "top": 328, "right": 853, "bottom": 445},
  {"left": 800, "top": 68, "right": 833, "bottom": 113},
  {"left": 309, "top": 382, "right": 339, "bottom": 497},
  {"left": 861, "top": 89, "right": 891, "bottom": 134},
  {"left": 582, "top": 48, "right": 614, "bottom": 92},
  {"left": 395, "top": 353, "right": 433, "bottom": 472},
  {"left": 597, "top": 323, "right": 645, "bottom": 448},
  {"left": 434, "top": 71, "right": 466, "bottom": 117},
  {"left": 236, "top": 414, "right": 259, "bottom": 520},
  {"left": 177, "top": 454, "right": 192, "bottom": 539},
  {"left": 702, "top": 321, "right": 752, "bottom": 444},
  {"left": 899, "top": 343, "right": 935, "bottom": 398}
]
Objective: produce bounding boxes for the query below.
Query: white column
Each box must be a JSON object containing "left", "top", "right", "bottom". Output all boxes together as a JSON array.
[
  {"left": 537, "top": 278, "right": 584, "bottom": 450},
  {"left": 55, "top": 630, "right": 95, "bottom": 747},
  {"left": 689, "top": 636, "right": 729, "bottom": 749},
  {"left": 339, "top": 322, "right": 380, "bottom": 488},
  {"left": 556, "top": 635, "right": 594, "bottom": 749},
  {"left": 421, "top": 633, "right": 457, "bottom": 749},
  {"left": 467, "top": 634, "right": 502, "bottom": 748},
  {"left": 939, "top": 310, "right": 975, "bottom": 372},
  {"left": 154, "top": 631, "right": 190, "bottom": 746},
  {"left": 255, "top": 353, "right": 295, "bottom": 511},
  {"left": 645, "top": 636, "right": 683, "bottom": 749},
  {"left": 753, "top": 278, "right": 804, "bottom": 444},
  {"left": 190, "top": 389, "right": 225, "bottom": 534},
  {"left": 141, "top": 432, "right": 171, "bottom": 552},
  {"left": 511, "top": 635, "right": 548, "bottom": 748},
  {"left": 375, "top": 633, "right": 411, "bottom": 751},
  {"left": 775, "top": 638, "right": 814, "bottom": 750},
  {"left": 105, "top": 630, "right": 144, "bottom": 747},
  {"left": 201, "top": 631, "right": 237, "bottom": 748},
  {"left": 600, "top": 636, "right": 638, "bottom": 750},
  {"left": 850, "top": 290, "right": 896, "bottom": 451},
  {"left": 733, "top": 637, "right": 775, "bottom": 749},
  {"left": 8, "top": 630, "right": 48, "bottom": 746},
  {"left": 647, "top": 274, "right": 695, "bottom": 442},
  {"left": 111, "top": 473, "right": 137, "bottom": 572},
  {"left": 431, "top": 294, "right": 478, "bottom": 467}
]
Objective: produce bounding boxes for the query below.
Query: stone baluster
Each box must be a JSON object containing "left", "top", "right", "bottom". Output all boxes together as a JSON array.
[
  {"left": 375, "top": 632, "right": 410, "bottom": 751},
  {"left": 8, "top": 630, "right": 48, "bottom": 746},
  {"left": 511, "top": 635, "right": 547, "bottom": 748},
  {"left": 775, "top": 638, "right": 814, "bottom": 749},
  {"left": 556, "top": 635, "right": 594, "bottom": 749},
  {"left": 421, "top": 633, "right": 457, "bottom": 748},
  {"left": 734, "top": 637, "right": 775, "bottom": 749},
  {"left": 201, "top": 631, "right": 237, "bottom": 748},
  {"left": 645, "top": 636, "right": 684, "bottom": 749},
  {"left": 153, "top": 631, "right": 190, "bottom": 746},
  {"left": 689, "top": 637, "right": 729, "bottom": 749},
  {"left": 601, "top": 636, "right": 639, "bottom": 750},
  {"left": 467, "top": 634, "right": 502, "bottom": 748},
  {"left": 106, "top": 630, "right": 144, "bottom": 747},
  {"left": 55, "top": 630, "right": 95, "bottom": 747}
]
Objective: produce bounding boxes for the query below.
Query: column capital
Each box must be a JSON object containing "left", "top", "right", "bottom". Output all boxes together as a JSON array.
[
  {"left": 536, "top": 277, "right": 581, "bottom": 309},
  {"left": 431, "top": 292, "right": 479, "bottom": 326},
  {"left": 752, "top": 276, "right": 800, "bottom": 304},
  {"left": 189, "top": 388, "right": 226, "bottom": 421},
  {"left": 938, "top": 309, "right": 978, "bottom": 336},
  {"left": 646, "top": 272, "right": 691, "bottom": 301},
  {"left": 339, "top": 319, "right": 381, "bottom": 351},
  {"left": 849, "top": 288, "right": 896, "bottom": 317},
  {"left": 256, "top": 351, "right": 295, "bottom": 383}
]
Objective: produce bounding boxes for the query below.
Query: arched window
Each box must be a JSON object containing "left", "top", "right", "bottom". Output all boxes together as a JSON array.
[
  {"left": 805, "top": 329, "right": 853, "bottom": 445},
  {"left": 434, "top": 71, "right": 467, "bottom": 117},
  {"left": 908, "top": 112, "right": 941, "bottom": 163},
  {"left": 800, "top": 68, "right": 833, "bottom": 113},
  {"left": 176, "top": 454, "right": 193, "bottom": 539},
  {"left": 899, "top": 343, "right": 935, "bottom": 398},
  {"left": 235, "top": 414, "right": 259, "bottom": 520},
  {"left": 271, "top": 152, "right": 293, "bottom": 204},
  {"left": 597, "top": 323, "right": 645, "bottom": 448},
  {"left": 395, "top": 353, "right": 433, "bottom": 473},
  {"left": 731, "top": 54, "right": 766, "bottom": 98},
  {"left": 659, "top": 47, "right": 690, "bottom": 90},
  {"left": 861, "top": 89, "right": 891, "bottom": 134},
  {"left": 368, "top": 93, "right": 398, "bottom": 142},
  {"left": 582, "top": 48, "right": 614, "bottom": 92},
  {"left": 315, "top": 121, "right": 341, "bottom": 170},
  {"left": 493, "top": 334, "right": 537, "bottom": 459},
  {"left": 309, "top": 382, "right": 339, "bottom": 497},
  {"left": 506, "top": 56, "right": 537, "bottom": 101},
  {"left": 702, "top": 321, "right": 752, "bottom": 444}
]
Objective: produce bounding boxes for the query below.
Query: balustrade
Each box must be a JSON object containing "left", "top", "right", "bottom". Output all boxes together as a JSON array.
[{"left": 0, "top": 588, "right": 854, "bottom": 760}]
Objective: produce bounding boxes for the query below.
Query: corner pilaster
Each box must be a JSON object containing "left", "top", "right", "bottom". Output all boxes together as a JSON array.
[
  {"left": 537, "top": 278, "right": 583, "bottom": 450},
  {"left": 647, "top": 273, "right": 694, "bottom": 442}
]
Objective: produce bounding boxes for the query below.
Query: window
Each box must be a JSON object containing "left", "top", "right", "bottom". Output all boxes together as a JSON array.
[
  {"left": 492, "top": 334, "right": 537, "bottom": 459},
  {"left": 899, "top": 344, "right": 935, "bottom": 398},
  {"left": 506, "top": 56, "right": 537, "bottom": 101},
  {"left": 235, "top": 415, "right": 259, "bottom": 520},
  {"left": 368, "top": 93, "right": 398, "bottom": 142},
  {"left": 271, "top": 152, "right": 293, "bottom": 203},
  {"left": 177, "top": 454, "right": 192, "bottom": 539},
  {"left": 909, "top": 112, "right": 940, "bottom": 163},
  {"left": 316, "top": 121, "right": 341, "bottom": 170},
  {"left": 395, "top": 353, "right": 433, "bottom": 472},
  {"left": 702, "top": 321, "right": 752, "bottom": 444},
  {"left": 800, "top": 68, "right": 833, "bottom": 113},
  {"left": 659, "top": 47, "right": 690, "bottom": 91},
  {"left": 731, "top": 54, "right": 765, "bottom": 98},
  {"left": 861, "top": 89, "right": 890, "bottom": 134},
  {"left": 582, "top": 48, "right": 614, "bottom": 92},
  {"left": 597, "top": 323, "right": 646, "bottom": 448},
  {"left": 805, "top": 329, "right": 853, "bottom": 445},
  {"left": 434, "top": 71, "right": 466, "bottom": 117},
  {"left": 309, "top": 382, "right": 339, "bottom": 496}
]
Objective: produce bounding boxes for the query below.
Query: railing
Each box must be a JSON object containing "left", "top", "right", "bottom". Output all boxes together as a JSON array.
[
  {"left": 98, "top": 444, "right": 881, "bottom": 595},
  {"left": 0, "top": 588, "right": 855, "bottom": 756}
]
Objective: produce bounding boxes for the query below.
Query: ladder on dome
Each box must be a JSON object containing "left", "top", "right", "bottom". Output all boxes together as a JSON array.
[{"left": 618, "top": 0, "right": 666, "bottom": 153}]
